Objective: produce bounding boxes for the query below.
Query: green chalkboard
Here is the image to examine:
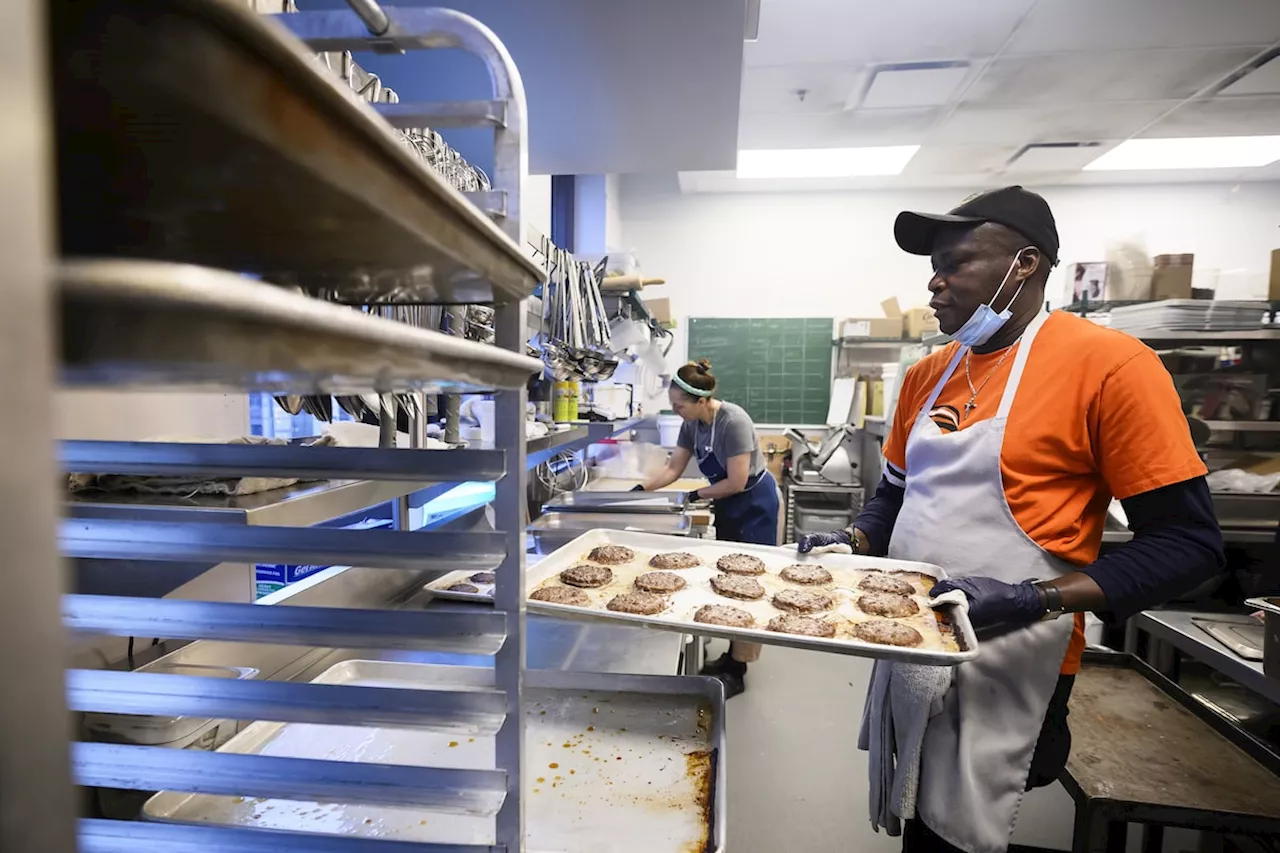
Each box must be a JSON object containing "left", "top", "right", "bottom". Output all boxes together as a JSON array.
[{"left": 686, "top": 317, "right": 833, "bottom": 424}]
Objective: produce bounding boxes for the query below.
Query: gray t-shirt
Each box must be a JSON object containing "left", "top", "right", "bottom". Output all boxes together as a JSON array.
[{"left": 677, "top": 401, "right": 765, "bottom": 479}]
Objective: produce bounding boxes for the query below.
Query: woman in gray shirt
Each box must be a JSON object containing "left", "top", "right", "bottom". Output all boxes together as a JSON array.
[{"left": 638, "top": 359, "right": 779, "bottom": 696}]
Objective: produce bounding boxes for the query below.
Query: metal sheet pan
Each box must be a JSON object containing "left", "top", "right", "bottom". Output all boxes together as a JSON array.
[
  {"left": 52, "top": 0, "right": 543, "bottom": 304},
  {"left": 542, "top": 491, "right": 691, "bottom": 514},
  {"left": 60, "top": 260, "right": 542, "bottom": 393},
  {"left": 525, "top": 529, "right": 979, "bottom": 665},
  {"left": 144, "top": 661, "right": 725, "bottom": 852}
]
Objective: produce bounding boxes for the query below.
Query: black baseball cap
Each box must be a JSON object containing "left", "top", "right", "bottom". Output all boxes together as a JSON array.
[{"left": 894, "top": 186, "right": 1059, "bottom": 266}]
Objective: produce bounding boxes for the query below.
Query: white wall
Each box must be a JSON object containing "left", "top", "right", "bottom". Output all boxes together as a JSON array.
[{"left": 620, "top": 175, "right": 1280, "bottom": 409}]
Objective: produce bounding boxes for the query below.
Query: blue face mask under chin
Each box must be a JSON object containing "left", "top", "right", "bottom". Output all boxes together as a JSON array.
[{"left": 951, "top": 247, "right": 1033, "bottom": 348}]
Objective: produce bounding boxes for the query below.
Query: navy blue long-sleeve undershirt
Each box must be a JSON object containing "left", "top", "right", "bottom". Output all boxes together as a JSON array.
[{"left": 850, "top": 470, "right": 1225, "bottom": 623}]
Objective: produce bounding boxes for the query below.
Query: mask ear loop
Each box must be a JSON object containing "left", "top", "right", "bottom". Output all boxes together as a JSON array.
[{"left": 991, "top": 247, "right": 1034, "bottom": 314}]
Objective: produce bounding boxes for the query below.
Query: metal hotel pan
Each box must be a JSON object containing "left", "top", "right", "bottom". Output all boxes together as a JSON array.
[
  {"left": 528, "top": 511, "right": 693, "bottom": 554},
  {"left": 542, "top": 490, "right": 692, "bottom": 514},
  {"left": 526, "top": 529, "right": 979, "bottom": 665},
  {"left": 144, "top": 661, "right": 726, "bottom": 853}
]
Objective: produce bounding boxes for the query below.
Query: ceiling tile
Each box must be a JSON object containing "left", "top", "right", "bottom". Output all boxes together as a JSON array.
[
  {"left": 1219, "top": 56, "right": 1280, "bottom": 96},
  {"left": 745, "top": 0, "right": 1036, "bottom": 67},
  {"left": 967, "top": 48, "right": 1261, "bottom": 105},
  {"left": 1140, "top": 96, "right": 1280, "bottom": 136},
  {"left": 1007, "top": 0, "right": 1280, "bottom": 52},
  {"left": 937, "top": 102, "right": 1178, "bottom": 145},
  {"left": 739, "top": 108, "right": 940, "bottom": 149},
  {"left": 740, "top": 63, "right": 866, "bottom": 114}
]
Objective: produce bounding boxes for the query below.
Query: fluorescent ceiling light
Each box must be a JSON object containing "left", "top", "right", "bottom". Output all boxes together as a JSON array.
[
  {"left": 737, "top": 146, "right": 920, "bottom": 178},
  {"left": 1083, "top": 136, "right": 1280, "bottom": 171}
]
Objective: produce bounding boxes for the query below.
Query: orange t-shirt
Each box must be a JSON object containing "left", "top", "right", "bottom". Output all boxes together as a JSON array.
[{"left": 884, "top": 311, "right": 1207, "bottom": 675}]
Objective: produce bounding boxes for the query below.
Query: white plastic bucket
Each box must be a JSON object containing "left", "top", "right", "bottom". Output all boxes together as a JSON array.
[{"left": 657, "top": 414, "right": 683, "bottom": 447}]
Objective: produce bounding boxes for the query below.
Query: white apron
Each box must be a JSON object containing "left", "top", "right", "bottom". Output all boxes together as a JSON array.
[{"left": 862, "top": 311, "right": 1075, "bottom": 853}]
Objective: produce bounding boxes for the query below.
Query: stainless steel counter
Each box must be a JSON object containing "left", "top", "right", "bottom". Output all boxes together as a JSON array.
[{"left": 1133, "top": 610, "right": 1279, "bottom": 706}]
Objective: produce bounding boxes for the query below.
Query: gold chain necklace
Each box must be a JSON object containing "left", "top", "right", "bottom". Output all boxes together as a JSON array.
[{"left": 963, "top": 343, "right": 1018, "bottom": 418}]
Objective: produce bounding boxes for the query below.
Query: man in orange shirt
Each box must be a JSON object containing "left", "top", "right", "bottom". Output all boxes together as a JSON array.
[{"left": 799, "top": 187, "right": 1223, "bottom": 853}]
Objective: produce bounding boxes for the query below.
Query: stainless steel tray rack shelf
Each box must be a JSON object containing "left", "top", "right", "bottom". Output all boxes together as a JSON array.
[{"left": 22, "top": 3, "right": 544, "bottom": 852}]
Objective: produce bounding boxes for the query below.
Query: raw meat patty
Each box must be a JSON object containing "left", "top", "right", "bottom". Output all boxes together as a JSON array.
[
  {"left": 716, "top": 553, "right": 766, "bottom": 575},
  {"left": 560, "top": 564, "right": 613, "bottom": 588},
  {"left": 852, "top": 619, "right": 923, "bottom": 647},
  {"left": 649, "top": 551, "right": 700, "bottom": 569},
  {"left": 767, "top": 614, "right": 836, "bottom": 638},
  {"left": 606, "top": 591, "right": 667, "bottom": 615},
  {"left": 530, "top": 586, "right": 590, "bottom": 607},
  {"left": 447, "top": 583, "right": 479, "bottom": 594},
  {"left": 857, "top": 592, "right": 919, "bottom": 618},
  {"left": 780, "top": 564, "right": 833, "bottom": 585},
  {"left": 634, "top": 571, "right": 687, "bottom": 594},
  {"left": 588, "top": 545, "right": 635, "bottom": 565},
  {"left": 710, "top": 574, "right": 766, "bottom": 601},
  {"left": 857, "top": 573, "right": 915, "bottom": 596},
  {"left": 693, "top": 604, "right": 755, "bottom": 628},
  {"left": 772, "top": 588, "right": 833, "bottom": 614},
  {"left": 468, "top": 572, "right": 496, "bottom": 584}
]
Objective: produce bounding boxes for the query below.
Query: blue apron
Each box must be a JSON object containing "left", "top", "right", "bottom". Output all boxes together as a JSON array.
[{"left": 695, "top": 422, "right": 779, "bottom": 547}]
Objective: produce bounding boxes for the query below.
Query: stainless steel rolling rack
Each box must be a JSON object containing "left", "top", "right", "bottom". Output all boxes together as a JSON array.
[{"left": 18, "top": 2, "right": 550, "bottom": 851}]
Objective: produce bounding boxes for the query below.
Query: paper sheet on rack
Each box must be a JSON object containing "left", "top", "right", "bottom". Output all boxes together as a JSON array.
[{"left": 828, "top": 377, "right": 856, "bottom": 425}]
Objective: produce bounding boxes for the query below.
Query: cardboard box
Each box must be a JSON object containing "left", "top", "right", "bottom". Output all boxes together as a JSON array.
[
  {"left": 903, "top": 307, "right": 939, "bottom": 339},
  {"left": 643, "top": 296, "right": 671, "bottom": 324},
  {"left": 1150, "top": 253, "right": 1194, "bottom": 300},
  {"left": 1268, "top": 249, "right": 1280, "bottom": 301},
  {"left": 841, "top": 297, "right": 905, "bottom": 339}
]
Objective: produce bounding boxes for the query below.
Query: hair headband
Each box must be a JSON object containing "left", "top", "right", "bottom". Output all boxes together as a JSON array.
[{"left": 672, "top": 374, "right": 713, "bottom": 398}]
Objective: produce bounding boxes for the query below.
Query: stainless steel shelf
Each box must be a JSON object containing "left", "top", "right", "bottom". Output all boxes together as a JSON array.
[
  {"left": 1134, "top": 610, "right": 1280, "bottom": 706},
  {"left": 67, "top": 478, "right": 431, "bottom": 528},
  {"left": 72, "top": 742, "right": 506, "bottom": 812},
  {"left": 60, "top": 260, "right": 542, "bottom": 392},
  {"left": 1137, "top": 329, "right": 1280, "bottom": 345},
  {"left": 64, "top": 595, "right": 508, "bottom": 653},
  {"left": 1203, "top": 420, "right": 1280, "bottom": 432},
  {"left": 61, "top": 518, "right": 506, "bottom": 570},
  {"left": 66, "top": 669, "right": 506, "bottom": 734},
  {"left": 52, "top": 0, "right": 543, "bottom": 303},
  {"left": 60, "top": 440, "right": 508, "bottom": 482},
  {"left": 77, "top": 820, "right": 469, "bottom": 853}
]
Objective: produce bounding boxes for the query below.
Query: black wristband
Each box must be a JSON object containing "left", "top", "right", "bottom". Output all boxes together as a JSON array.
[{"left": 1034, "top": 581, "right": 1066, "bottom": 619}]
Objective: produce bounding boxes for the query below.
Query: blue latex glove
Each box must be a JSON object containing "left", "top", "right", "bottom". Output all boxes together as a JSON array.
[
  {"left": 629, "top": 484, "right": 645, "bottom": 492},
  {"left": 797, "top": 529, "right": 852, "bottom": 554},
  {"left": 930, "top": 576, "right": 1045, "bottom": 630},
  {"left": 687, "top": 488, "right": 702, "bottom": 502}
]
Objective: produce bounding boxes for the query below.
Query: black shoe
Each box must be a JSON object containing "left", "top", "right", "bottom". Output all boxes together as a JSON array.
[
  {"left": 699, "top": 652, "right": 737, "bottom": 676},
  {"left": 713, "top": 667, "right": 746, "bottom": 699}
]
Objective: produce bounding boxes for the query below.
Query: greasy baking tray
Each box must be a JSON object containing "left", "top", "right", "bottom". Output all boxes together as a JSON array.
[
  {"left": 525, "top": 530, "right": 977, "bottom": 665},
  {"left": 145, "top": 661, "right": 725, "bottom": 852},
  {"left": 542, "top": 490, "right": 691, "bottom": 514},
  {"left": 424, "top": 569, "right": 498, "bottom": 603}
]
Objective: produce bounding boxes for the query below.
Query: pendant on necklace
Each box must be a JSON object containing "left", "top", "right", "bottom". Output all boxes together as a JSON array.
[{"left": 964, "top": 399, "right": 977, "bottom": 417}]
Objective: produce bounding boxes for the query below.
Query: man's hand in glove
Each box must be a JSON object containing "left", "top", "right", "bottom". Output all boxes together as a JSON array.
[
  {"left": 929, "top": 576, "right": 1046, "bottom": 630},
  {"left": 797, "top": 529, "right": 853, "bottom": 555}
]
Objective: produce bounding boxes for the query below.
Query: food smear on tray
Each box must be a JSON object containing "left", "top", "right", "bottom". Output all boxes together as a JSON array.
[{"left": 526, "top": 540, "right": 961, "bottom": 654}]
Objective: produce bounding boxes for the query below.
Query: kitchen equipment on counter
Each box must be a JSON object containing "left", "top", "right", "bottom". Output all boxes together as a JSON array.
[
  {"left": 525, "top": 529, "right": 978, "bottom": 665},
  {"left": 786, "top": 425, "right": 859, "bottom": 485},
  {"left": 1244, "top": 597, "right": 1280, "bottom": 678},
  {"left": 1191, "top": 615, "right": 1265, "bottom": 661},
  {"left": 144, "top": 660, "right": 726, "bottom": 853},
  {"left": 542, "top": 490, "right": 693, "bottom": 515}
]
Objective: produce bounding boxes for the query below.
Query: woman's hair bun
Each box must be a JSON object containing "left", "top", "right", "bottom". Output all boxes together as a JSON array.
[{"left": 694, "top": 358, "right": 712, "bottom": 374}]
